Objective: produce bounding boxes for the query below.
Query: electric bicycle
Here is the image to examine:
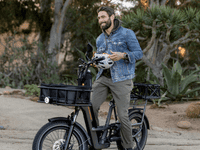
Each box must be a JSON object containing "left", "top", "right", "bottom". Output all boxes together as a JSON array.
[{"left": 32, "top": 43, "right": 160, "bottom": 150}]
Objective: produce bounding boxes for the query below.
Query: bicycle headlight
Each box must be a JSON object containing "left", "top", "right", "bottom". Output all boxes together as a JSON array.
[{"left": 44, "top": 97, "right": 50, "bottom": 104}]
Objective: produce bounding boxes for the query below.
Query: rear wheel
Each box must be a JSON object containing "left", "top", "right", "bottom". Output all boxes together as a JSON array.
[
  {"left": 117, "top": 113, "right": 148, "bottom": 150},
  {"left": 32, "top": 121, "right": 88, "bottom": 150},
  {"left": 130, "top": 113, "right": 148, "bottom": 150}
]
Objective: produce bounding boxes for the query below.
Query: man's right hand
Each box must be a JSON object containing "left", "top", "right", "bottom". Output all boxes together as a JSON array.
[{"left": 109, "top": 51, "right": 124, "bottom": 61}]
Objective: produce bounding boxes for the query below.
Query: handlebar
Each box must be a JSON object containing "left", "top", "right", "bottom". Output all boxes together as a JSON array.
[
  {"left": 78, "top": 56, "right": 105, "bottom": 66},
  {"left": 78, "top": 56, "right": 105, "bottom": 86}
]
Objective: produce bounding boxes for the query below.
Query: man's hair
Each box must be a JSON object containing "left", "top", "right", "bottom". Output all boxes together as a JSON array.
[{"left": 97, "top": 6, "right": 115, "bottom": 17}]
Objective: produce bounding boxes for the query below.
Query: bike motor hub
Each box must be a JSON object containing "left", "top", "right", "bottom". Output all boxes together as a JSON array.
[{"left": 53, "top": 139, "right": 65, "bottom": 150}]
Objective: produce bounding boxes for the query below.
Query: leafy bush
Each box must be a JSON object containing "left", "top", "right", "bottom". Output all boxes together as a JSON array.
[
  {"left": 147, "top": 61, "right": 200, "bottom": 104},
  {"left": 24, "top": 84, "right": 40, "bottom": 97},
  {"left": 162, "top": 61, "right": 200, "bottom": 101},
  {"left": 0, "top": 34, "right": 61, "bottom": 88}
]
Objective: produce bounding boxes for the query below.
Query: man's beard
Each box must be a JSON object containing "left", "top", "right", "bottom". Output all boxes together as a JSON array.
[{"left": 100, "top": 18, "right": 111, "bottom": 30}]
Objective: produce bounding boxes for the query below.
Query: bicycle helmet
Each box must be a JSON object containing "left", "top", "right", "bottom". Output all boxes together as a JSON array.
[{"left": 94, "top": 53, "right": 114, "bottom": 69}]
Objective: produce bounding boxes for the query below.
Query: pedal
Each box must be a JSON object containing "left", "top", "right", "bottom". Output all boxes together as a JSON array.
[
  {"left": 98, "top": 141, "right": 110, "bottom": 148},
  {"left": 104, "top": 141, "right": 110, "bottom": 148}
]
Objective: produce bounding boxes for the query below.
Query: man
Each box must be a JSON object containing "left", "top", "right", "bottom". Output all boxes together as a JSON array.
[{"left": 91, "top": 6, "right": 143, "bottom": 150}]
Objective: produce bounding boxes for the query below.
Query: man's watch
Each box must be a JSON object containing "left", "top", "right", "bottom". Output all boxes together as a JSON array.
[{"left": 123, "top": 53, "right": 128, "bottom": 60}]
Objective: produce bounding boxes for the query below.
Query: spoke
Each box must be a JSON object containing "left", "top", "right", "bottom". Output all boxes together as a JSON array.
[
  {"left": 42, "top": 142, "right": 52, "bottom": 150},
  {"left": 51, "top": 129, "right": 59, "bottom": 141},
  {"left": 41, "top": 127, "right": 81, "bottom": 150},
  {"left": 55, "top": 129, "right": 60, "bottom": 140},
  {"left": 59, "top": 129, "right": 63, "bottom": 139},
  {"left": 48, "top": 132, "right": 56, "bottom": 143},
  {"left": 45, "top": 136, "right": 54, "bottom": 143}
]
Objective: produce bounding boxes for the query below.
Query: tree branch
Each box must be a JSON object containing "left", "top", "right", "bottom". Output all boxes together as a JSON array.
[
  {"left": 170, "top": 31, "right": 192, "bottom": 48},
  {"left": 0, "top": 39, "right": 11, "bottom": 52},
  {"left": 135, "top": 30, "right": 140, "bottom": 35},
  {"left": 170, "top": 47, "right": 177, "bottom": 53},
  {"left": 142, "top": 23, "right": 152, "bottom": 29},
  {"left": 163, "top": 53, "right": 171, "bottom": 64},
  {"left": 170, "top": 56, "right": 179, "bottom": 61},
  {"left": 142, "top": 54, "right": 155, "bottom": 70},
  {"left": 181, "top": 56, "right": 188, "bottom": 65},
  {"left": 137, "top": 36, "right": 148, "bottom": 41},
  {"left": 165, "top": 24, "right": 173, "bottom": 44},
  {"left": 178, "top": 0, "right": 192, "bottom": 8},
  {"left": 156, "top": 23, "right": 163, "bottom": 28},
  {"left": 161, "top": 0, "right": 168, "bottom": 6},
  {"left": 143, "top": 21, "right": 157, "bottom": 54},
  {"left": 180, "top": 38, "right": 197, "bottom": 44},
  {"left": 142, "top": 54, "right": 164, "bottom": 86}
]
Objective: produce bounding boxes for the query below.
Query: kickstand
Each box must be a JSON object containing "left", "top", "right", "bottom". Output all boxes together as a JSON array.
[{"left": 134, "top": 137, "right": 141, "bottom": 150}]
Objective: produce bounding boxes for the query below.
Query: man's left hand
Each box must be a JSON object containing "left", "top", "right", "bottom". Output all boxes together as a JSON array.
[{"left": 109, "top": 51, "right": 124, "bottom": 61}]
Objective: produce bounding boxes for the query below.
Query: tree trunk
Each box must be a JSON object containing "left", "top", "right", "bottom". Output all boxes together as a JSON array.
[
  {"left": 34, "top": 0, "right": 71, "bottom": 83},
  {"left": 37, "top": 0, "right": 51, "bottom": 55},
  {"left": 48, "top": 0, "right": 71, "bottom": 65}
]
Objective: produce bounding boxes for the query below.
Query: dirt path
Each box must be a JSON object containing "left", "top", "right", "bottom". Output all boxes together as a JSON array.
[
  {"left": 0, "top": 88, "right": 200, "bottom": 150},
  {"left": 99, "top": 100, "right": 200, "bottom": 133}
]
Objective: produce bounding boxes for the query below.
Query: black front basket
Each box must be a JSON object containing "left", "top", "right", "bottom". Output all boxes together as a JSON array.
[{"left": 39, "top": 83, "right": 92, "bottom": 106}]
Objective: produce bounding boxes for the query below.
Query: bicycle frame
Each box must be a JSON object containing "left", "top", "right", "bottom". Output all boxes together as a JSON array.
[
  {"left": 81, "top": 99, "right": 120, "bottom": 149},
  {"left": 62, "top": 97, "right": 149, "bottom": 150}
]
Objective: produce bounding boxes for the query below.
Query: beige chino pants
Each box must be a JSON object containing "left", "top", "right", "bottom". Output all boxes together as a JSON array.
[{"left": 91, "top": 76, "right": 134, "bottom": 148}]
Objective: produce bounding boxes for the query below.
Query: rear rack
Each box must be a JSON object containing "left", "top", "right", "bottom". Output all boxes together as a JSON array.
[
  {"left": 131, "top": 82, "right": 161, "bottom": 100},
  {"left": 129, "top": 83, "right": 161, "bottom": 130}
]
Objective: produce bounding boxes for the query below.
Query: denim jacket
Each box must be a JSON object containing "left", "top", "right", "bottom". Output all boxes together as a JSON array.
[{"left": 96, "top": 19, "right": 143, "bottom": 83}]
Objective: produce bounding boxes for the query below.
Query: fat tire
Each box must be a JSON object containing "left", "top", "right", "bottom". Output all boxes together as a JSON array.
[{"left": 32, "top": 121, "right": 88, "bottom": 150}]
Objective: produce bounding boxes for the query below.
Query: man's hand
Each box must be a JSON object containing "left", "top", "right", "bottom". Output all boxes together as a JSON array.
[{"left": 108, "top": 51, "right": 124, "bottom": 61}]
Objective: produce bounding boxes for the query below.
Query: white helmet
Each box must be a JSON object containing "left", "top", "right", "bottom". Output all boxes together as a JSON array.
[{"left": 94, "top": 53, "right": 114, "bottom": 69}]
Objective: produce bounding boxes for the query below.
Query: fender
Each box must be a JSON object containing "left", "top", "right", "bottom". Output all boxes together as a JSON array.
[
  {"left": 48, "top": 117, "right": 92, "bottom": 146},
  {"left": 128, "top": 108, "right": 150, "bottom": 129}
]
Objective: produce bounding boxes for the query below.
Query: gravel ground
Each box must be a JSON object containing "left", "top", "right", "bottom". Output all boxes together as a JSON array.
[{"left": 0, "top": 88, "right": 200, "bottom": 150}]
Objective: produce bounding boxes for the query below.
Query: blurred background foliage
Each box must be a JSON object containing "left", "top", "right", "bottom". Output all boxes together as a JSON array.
[{"left": 0, "top": 0, "right": 200, "bottom": 103}]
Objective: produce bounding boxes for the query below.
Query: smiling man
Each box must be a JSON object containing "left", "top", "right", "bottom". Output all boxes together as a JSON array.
[{"left": 91, "top": 6, "right": 143, "bottom": 150}]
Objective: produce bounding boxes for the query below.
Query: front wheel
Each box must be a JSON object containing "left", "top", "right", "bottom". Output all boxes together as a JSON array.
[
  {"left": 32, "top": 121, "right": 88, "bottom": 150},
  {"left": 117, "top": 113, "right": 148, "bottom": 150}
]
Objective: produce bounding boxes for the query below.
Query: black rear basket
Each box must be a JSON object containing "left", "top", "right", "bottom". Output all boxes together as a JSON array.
[
  {"left": 39, "top": 83, "right": 92, "bottom": 106},
  {"left": 131, "top": 82, "right": 161, "bottom": 100}
]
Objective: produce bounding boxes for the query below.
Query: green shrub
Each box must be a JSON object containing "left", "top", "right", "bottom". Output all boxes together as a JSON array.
[
  {"left": 162, "top": 61, "right": 200, "bottom": 101},
  {"left": 24, "top": 84, "right": 40, "bottom": 97},
  {"left": 0, "top": 34, "right": 62, "bottom": 88}
]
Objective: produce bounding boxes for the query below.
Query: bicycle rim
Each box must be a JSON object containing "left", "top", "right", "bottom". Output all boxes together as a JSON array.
[
  {"left": 39, "top": 125, "right": 83, "bottom": 150},
  {"left": 130, "top": 113, "right": 148, "bottom": 150}
]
